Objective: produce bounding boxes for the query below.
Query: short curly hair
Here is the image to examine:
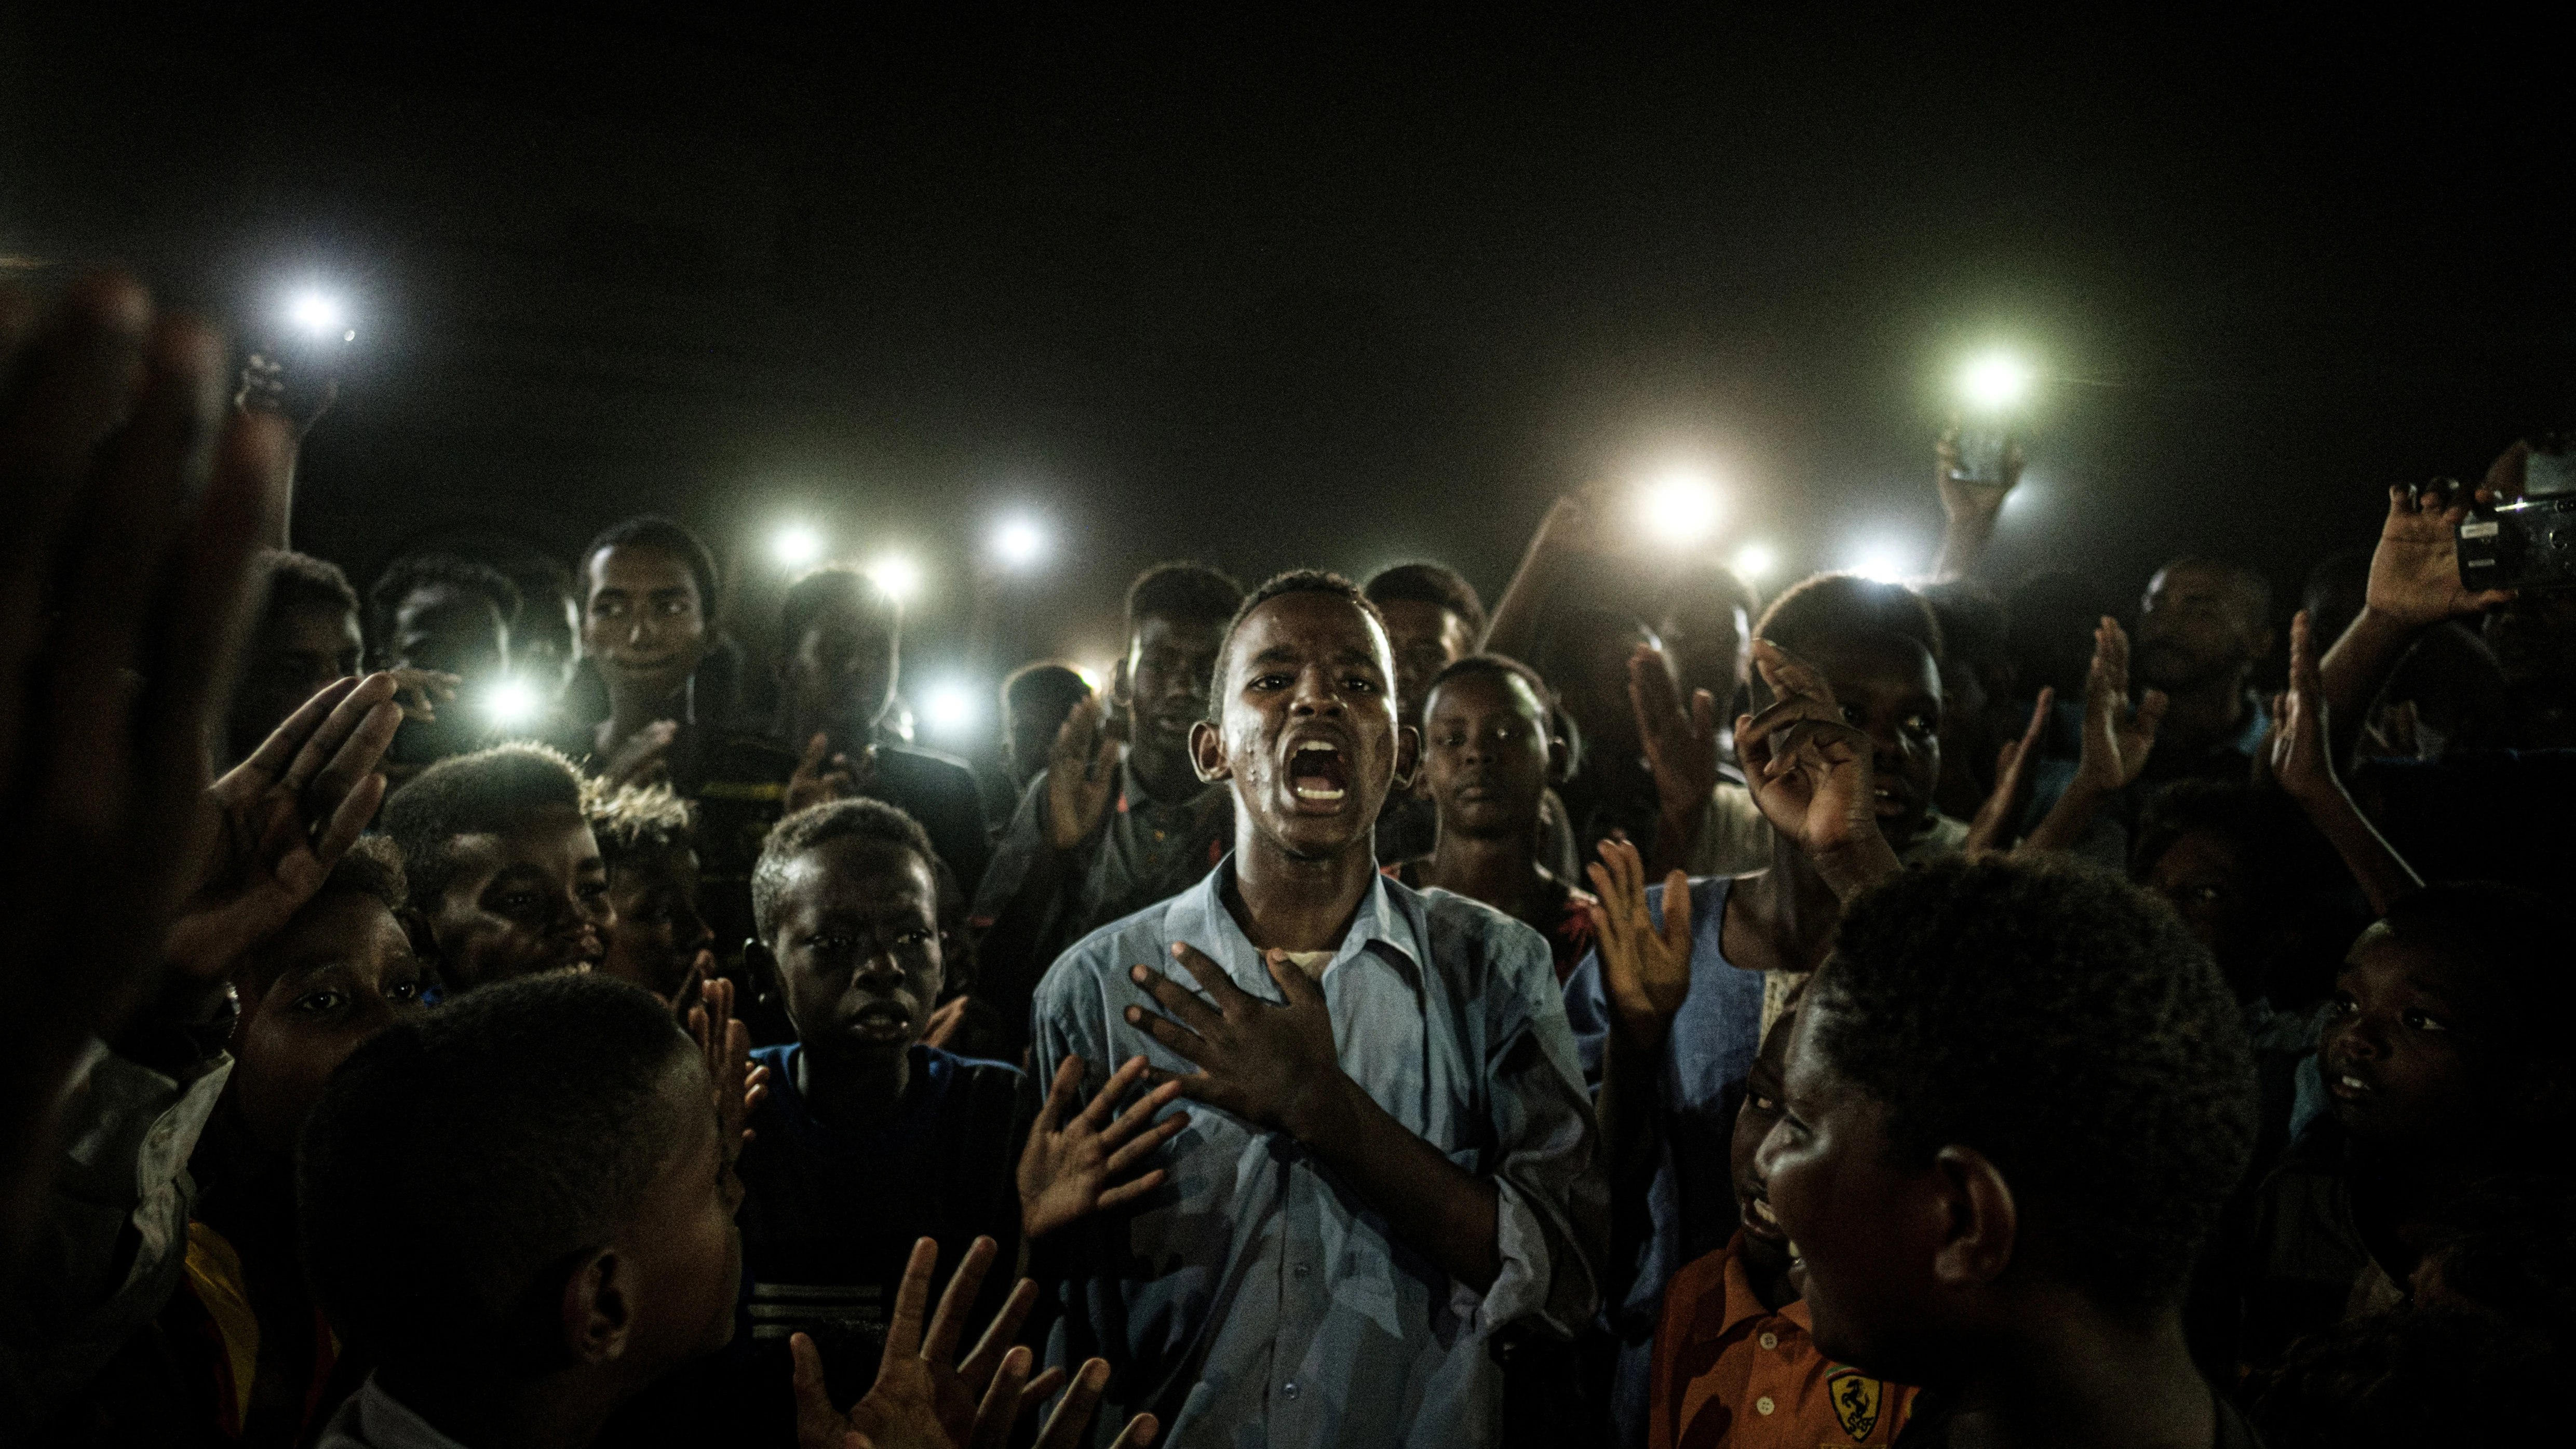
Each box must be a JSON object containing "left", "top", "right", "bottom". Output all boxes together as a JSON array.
[
  {"left": 1363, "top": 562, "right": 1487, "bottom": 642},
  {"left": 1816, "top": 853, "right": 2256, "bottom": 1311},
  {"left": 381, "top": 742, "right": 588, "bottom": 909},
  {"left": 580, "top": 516, "right": 720, "bottom": 625},
  {"left": 1423, "top": 653, "right": 1559, "bottom": 739},
  {"left": 1125, "top": 562, "right": 1244, "bottom": 640},
  {"left": 1206, "top": 570, "right": 1391, "bottom": 724},
  {"left": 257, "top": 549, "right": 360, "bottom": 621},
  {"left": 1755, "top": 572, "right": 1943, "bottom": 665},
  {"left": 580, "top": 778, "right": 695, "bottom": 875},
  {"left": 367, "top": 554, "right": 522, "bottom": 666},
  {"left": 750, "top": 797, "right": 942, "bottom": 946}
]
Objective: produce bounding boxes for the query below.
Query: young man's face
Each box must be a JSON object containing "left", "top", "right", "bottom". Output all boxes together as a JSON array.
[
  {"left": 230, "top": 601, "right": 363, "bottom": 759},
  {"left": 1729, "top": 1012, "right": 1797, "bottom": 1282},
  {"left": 601, "top": 845, "right": 713, "bottom": 1002},
  {"left": 1126, "top": 611, "right": 1226, "bottom": 774},
  {"left": 612, "top": 1050, "right": 747, "bottom": 1369},
  {"left": 763, "top": 837, "right": 944, "bottom": 1074},
  {"left": 1420, "top": 670, "right": 1553, "bottom": 844},
  {"left": 425, "top": 805, "right": 614, "bottom": 991},
  {"left": 2321, "top": 924, "right": 2492, "bottom": 1152},
  {"left": 779, "top": 598, "right": 898, "bottom": 744},
  {"left": 1805, "top": 633, "right": 1943, "bottom": 847},
  {"left": 1194, "top": 591, "right": 1415, "bottom": 864},
  {"left": 2135, "top": 562, "right": 2265, "bottom": 694},
  {"left": 584, "top": 545, "right": 708, "bottom": 706},
  {"left": 391, "top": 584, "right": 511, "bottom": 683},
  {"left": 1756, "top": 991, "right": 1954, "bottom": 1382},
  {"left": 517, "top": 591, "right": 583, "bottom": 698},
  {"left": 231, "top": 893, "right": 430, "bottom": 1157},
  {"left": 1375, "top": 599, "right": 1475, "bottom": 727}
]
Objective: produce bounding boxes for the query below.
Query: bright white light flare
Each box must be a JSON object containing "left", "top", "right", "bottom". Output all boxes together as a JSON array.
[
  {"left": 1959, "top": 352, "right": 2031, "bottom": 412},
  {"left": 868, "top": 553, "right": 923, "bottom": 602},
  {"left": 993, "top": 517, "right": 1047, "bottom": 568},
  {"left": 287, "top": 291, "right": 345, "bottom": 336},
  {"left": 772, "top": 523, "right": 824, "bottom": 569},
  {"left": 1636, "top": 468, "right": 1724, "bottom": 548},
  {"left": 924, "top": 682, "right": 976, "bottom": 733},
  {"left": 484, "top": 678, "right": 541, "bottom": 729},
  {"left": 1732, "top": 541, "right": 1777, "bottom": 583}
]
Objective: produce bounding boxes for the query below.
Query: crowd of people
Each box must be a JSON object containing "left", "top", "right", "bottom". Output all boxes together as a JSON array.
[{"left": 0, "top": 270, "right": 2567, "bottom": 1449}]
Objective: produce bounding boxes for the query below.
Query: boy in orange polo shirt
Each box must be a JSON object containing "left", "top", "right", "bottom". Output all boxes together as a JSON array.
[{"left": 1649, "top": 1008, "right": 1916, "bottom": 1447}]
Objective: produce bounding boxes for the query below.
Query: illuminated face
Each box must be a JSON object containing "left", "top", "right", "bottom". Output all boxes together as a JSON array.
[
  {"left": 1420, "top": 669, "right": 1553, "bottom": 843},
  {"left": 1729, "top": 1014, "right": 1798, "bottom": 1280},
  {"left": 424, "top": 805, "right": 614, "bottom": 990},
  {"left": 764, "top": 837, "right": 945, "bottom": 1070},
  {"left": 231, "top": 893, "right": 430, "bottom": 1156},
  {"left": 1194, "top": 590, "right": 1414, "bottom": 864},
  {"left": 584, "top": 545, "right": 708, "bottom": 707},
  {"left": 1375, "top": 598, "right": 1477, "bottom": 727},
  {"left": 1126, "top": 611, "right": 1226, "bottom": 773},
  {"left": 1804, "top": 632, "right": 1944, "bottom": 848},
  {"left": 2321, "top": 925, "right": 2492, "bottom": 1153}
]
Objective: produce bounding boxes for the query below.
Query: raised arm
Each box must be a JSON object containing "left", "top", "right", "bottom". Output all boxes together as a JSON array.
[
  {"left": 1931, "top": 428, "right": 2025, "bottom": 583},
  {"left": 1483, "top": 483, "right": 1611, "bottom": 659},
  {"left": 2021, "top": 618, "right": 2165, "bottom": 854},
  {"left": 2319, "top": 470, "right": 2516, "bottom": 719},
  {"left": 2264, "top": 611, "right": 2422, "bottom": 916}
]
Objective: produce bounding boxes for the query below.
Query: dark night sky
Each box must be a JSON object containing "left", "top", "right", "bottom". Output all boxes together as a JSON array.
[{"left": 5, "top": 5, "right": 2568, "bottom": 728}]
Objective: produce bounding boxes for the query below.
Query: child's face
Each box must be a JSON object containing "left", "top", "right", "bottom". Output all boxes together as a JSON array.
[
  {"left": 766, "top": 837, "right": 945, "bottom": 1071},
  {"left": 1755, "top": 992, "right": 1950, "bottom": 1382},
  {"left": 1729, "top": 1014, "right": 1797, "bottom": 1276},
  {"left": 426, "top": 805, "right": 613, "bottom": 992},
  {"left": 1196, "top": 591, "right": 1413, "bottom": 863},
  {"left": 232, "top": 893, "right": 430, "bottom": 1156},
  {"left": 1420, "top": 671, "right": 1553, "bottom": 843},
  {"left": 2141, "top": 828, "right": 2267, "bottom": 1000},
  {"left": 613, "top": 1051, "right": 747, "bottom": 1370},
  {"left": 602, "top": 845, "right": 712, "bottom": 1001},
  {"left": 2322, "top": 924, "right": 2492, "bottom": 1150},
  {"left": 1802, "top": 633, "right": 1943, "bottom": 848}
]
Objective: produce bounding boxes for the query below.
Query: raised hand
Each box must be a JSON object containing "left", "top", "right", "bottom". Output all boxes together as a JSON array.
[
  {"left": 2069, "top": 617, "right": 2166, "bottom": 797},
  {"left": 685, "top": 975, "right": 767, "bottom": 1167},
  {"left": 1735, "top": 640, "right": 1900, "bottom": 896},
  {"left": 1125, "top": 944, "right": 1344, "bottom": 1140},
  {"left": 2263, "top": 611, "right": 2339, "bottom": 808},
  {"left": 1018, "top": 1054, "right": 1189, "bottom": 1240},
  {"left": 2363, "top": 476, "right": 2516, "bottom": 629},
  {"left": 1583, "top": 838, "right": 1693, "bottom": 1054},
  {"left": 165, "top": 673, "right": 403, "bottom": 980},
  {"left": 795, "top": 1237, "right": 1042, "bottom": 1449},
  {"left": 0, "top": 273, "right": 289, "bottom": 1255},
  {"left": 789, "top": 730, "right": 871, "bottom": 814},
  {"left": 1628, "top": 643, "right": 1720, "bottom": 824},
  {"left": 1962, "top": 687, "right": 2053, "bottom": 856},
  {"left": 1044, "top": 695, "right": 1122, "bottom": 852},
  {"left": 1935, "top": 426, "right": 2025, "bottom": 520}
]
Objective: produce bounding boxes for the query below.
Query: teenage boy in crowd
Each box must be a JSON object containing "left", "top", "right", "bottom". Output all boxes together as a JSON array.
[
  {"left": 1568, "top": 580, "right": 2154, "bottom": 1442},
  {"left": 974, "top": 563, "right": 1243, "bottom": 1050},
  {"left": 369, "top": 553, "right": 522, "bottom": 776},
  {"left": 615, "top": 798, "right": 1180, "bottom": 1444},
  {"left": 2238, "top": 881, "right": 2576, "bottom": 1367},
  {"left": 226, "top": 550, "right": 365, "bottom": 767},
  {"left": 1360, "top": 561, "right": 1486, "bottom": 863},
  {"left": 1647, "top": 1007, "right": 1918, "bottom": 1448},
  {"left": 1757, "top": 854, "right": 2263, "bottom": 1448},
  {"left": 585, "top": 780, "right": 716, "bottom": 1004},
  {"left": 79, "top": 838, "right": 428, "bottom": 1446},
  {"left": 1032, "top": 571, "right": 1604, "bottom": 1446},
  {"left": 380, "top": 741, "right": 613, "bottom": 993},
  {"left": 297, "top": 974, "right": 743, "bottom": 1448},
  {"left": 1390, "top": 654, "right": 1598, "bottom": 982}
]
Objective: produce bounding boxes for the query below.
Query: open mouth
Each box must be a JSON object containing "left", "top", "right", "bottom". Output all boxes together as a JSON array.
[
  {"left": 1740, "top": 1192, "right": 1788, "bottom": 1243},
  {"left": 1288, "top": 738, "right": 1351, "bottom": 803},
  {"left": 1872, "top": 785, "right": 1911, "bottom": 820},
  {"left": 848, "top": 1001, "right": 911, "bottom": 1044},
  {"left": 2330, "top": 1068, "right": 2373, "bottom": 1101}
]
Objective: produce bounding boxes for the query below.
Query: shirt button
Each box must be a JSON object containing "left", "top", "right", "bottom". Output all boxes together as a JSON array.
[
  {"left": 1283, "top": 1381, "right": 1300, "bottom": 1400},
  {"left": 1758, "top": 1331, "right": 1778, "bottom": 1350},
  {"left": 1756, "top": 1396, "right": 1775, "bottom": 1416}
]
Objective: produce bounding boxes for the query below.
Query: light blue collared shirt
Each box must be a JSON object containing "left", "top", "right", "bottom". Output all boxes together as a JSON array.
[{"left": 1030, "top": 860, "right": 1606, "bottom": 1448}]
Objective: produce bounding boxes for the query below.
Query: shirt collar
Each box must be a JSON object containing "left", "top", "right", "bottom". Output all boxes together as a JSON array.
[
  {"left": 2230, "top": 690, "right": 2273, "bottom": 757},
  {"left": 1691, "top": 1229, "right": 1813, "bottom": 1344},
  {"left": 1164, "top": 855, "right": 1425, "bottom": 995}
]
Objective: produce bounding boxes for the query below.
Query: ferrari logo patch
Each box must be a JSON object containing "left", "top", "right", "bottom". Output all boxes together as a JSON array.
[{"left": 1826, "top": 1366, "right": 1883, "bottom": 1441}]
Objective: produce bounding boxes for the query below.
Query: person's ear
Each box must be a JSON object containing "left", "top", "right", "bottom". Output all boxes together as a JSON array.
[
  {"left": 1393, "top": 722, "right": 1422, "bottom": 792},
  {"left": 1109, "top": 656, "right": 1134, "bottom": 711},
  {"left": 1190, "top": 719, "right": 1229, "bottom": 783},
  {"left": 1927, "top": 1143, "right": 2017, "bottom": 1290},
  {"left": 1546, "top": 729, "right": 1570, "bottom": 786},
  {"left": 558, "top": 1245, "right": 632, "bottom": 1366}
]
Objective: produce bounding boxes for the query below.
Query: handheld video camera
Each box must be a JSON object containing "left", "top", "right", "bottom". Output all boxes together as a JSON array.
[{"left": 2456, "top": 441, "right": 2576, "bottom": 593}]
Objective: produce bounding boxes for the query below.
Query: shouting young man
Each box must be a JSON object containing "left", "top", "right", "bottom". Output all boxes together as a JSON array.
[{"left": 1031, "top": 571, "right": 1604, "bottom": 1446}]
